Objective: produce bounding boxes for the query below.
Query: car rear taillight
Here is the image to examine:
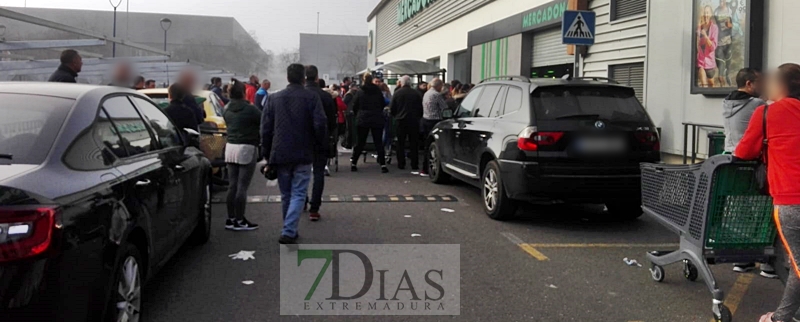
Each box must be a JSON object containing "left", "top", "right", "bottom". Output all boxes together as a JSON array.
[
  {"left": 517, "top": 127, "right": 564, "bottom": 151},
  {"left": 0, "top": 206, "right": 60, "bottom": 263},
  {"left": 635, "top": 131, "right": 660, "bottom": 151}
]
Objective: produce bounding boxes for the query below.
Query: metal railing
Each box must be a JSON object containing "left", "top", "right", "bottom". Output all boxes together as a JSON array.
[{"left": 682, "top": 122, "right": 724, "bottom": 164}]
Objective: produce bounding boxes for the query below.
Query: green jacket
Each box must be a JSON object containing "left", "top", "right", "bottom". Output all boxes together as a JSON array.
[{"left": 223, "top": 99, "right": 262, "bottom": 146}]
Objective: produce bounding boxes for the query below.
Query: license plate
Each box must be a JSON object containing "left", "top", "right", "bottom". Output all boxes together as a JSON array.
[{"left": 577, "top": 137, "right": 626, "bottom": 153}]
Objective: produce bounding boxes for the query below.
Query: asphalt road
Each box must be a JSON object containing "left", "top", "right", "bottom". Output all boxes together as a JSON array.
[{"left": 142, "top": 154, "right": 785, "bottom": 322}]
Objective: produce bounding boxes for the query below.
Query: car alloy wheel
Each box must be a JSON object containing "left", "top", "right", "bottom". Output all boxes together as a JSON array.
[
  {"left": 483, "top": 168, "right": 499, "bottom": 212},
  {"left": 116, "top": 256, "right": 141, "bottom": 322}
]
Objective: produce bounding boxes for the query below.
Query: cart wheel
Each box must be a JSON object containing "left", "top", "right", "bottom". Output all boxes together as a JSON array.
[
  {"left": 650, "top": 264, "right": 665, "bottom": 282},
  {"left": 714, "top": 304, "right": 732, "bottom": 322},
  {"left": 683, "top": 260, "right": 699, "bottom": 282}
]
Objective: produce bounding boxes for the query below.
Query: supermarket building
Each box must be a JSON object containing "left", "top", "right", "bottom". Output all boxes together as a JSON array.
[{"left": 367, "top": 0, "right": 800, "bottom": 157}]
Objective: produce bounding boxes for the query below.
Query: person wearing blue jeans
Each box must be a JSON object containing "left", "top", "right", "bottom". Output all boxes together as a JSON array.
[
  {"left": 278, "top": 164, "right": 312, "bottom": 239},
  {"left": 261, "top": 63, "right": 328, "bottom": 244}
]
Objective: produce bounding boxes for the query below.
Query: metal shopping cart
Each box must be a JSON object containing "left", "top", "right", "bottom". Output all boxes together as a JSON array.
[{"left": 641, "top": 155, "right": 777, "bottom": 322}]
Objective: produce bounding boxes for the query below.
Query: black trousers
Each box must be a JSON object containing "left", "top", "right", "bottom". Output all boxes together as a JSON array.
[
  {"left": 351, "top": 126, "right": 385, "bottom": 166},
  {"left": 395, "top": 121, "right": 420, "bottom": 170}
]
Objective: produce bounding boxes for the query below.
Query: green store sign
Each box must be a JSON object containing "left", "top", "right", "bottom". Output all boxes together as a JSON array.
[
  {"left": 397, "top": 0, "right": 438, "bottom": 25},
  {"left": 521, "top": 0, "right": 568, "bottom": 30}
]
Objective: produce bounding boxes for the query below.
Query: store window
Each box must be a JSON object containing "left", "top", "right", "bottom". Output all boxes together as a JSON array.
[
  {"left": 609, "top": 63, "right": 645, "bottom": 103},
  {"left": 610, "top": 0, "right": 646, "bottom": 21}
]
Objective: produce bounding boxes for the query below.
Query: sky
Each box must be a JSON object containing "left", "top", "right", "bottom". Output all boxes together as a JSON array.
[{"left": 0, "top": 0, "right": 380, "bottom": 53}]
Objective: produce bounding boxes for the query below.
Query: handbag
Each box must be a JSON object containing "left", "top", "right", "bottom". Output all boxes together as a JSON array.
[{"left": 755, "top": 104, "right": 770, "bottom": 195}]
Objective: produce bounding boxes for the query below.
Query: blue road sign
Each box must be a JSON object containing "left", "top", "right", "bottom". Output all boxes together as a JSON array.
[{"left": 562, "top": 10, "right": 596, "bottom": 46}]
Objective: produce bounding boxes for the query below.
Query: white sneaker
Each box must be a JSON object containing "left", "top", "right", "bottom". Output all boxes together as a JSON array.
[
  {"left": 411, "top": 171, "right": 420, "bottom": 175},
  {"left": 420, "top": 173, "right": 430, "bottom": 177}
]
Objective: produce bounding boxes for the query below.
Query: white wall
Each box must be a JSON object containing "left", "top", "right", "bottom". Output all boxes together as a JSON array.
[
  {"left": 645, "top": 0, "right": 800, "bottom": 157},
  {"left": 583, "top": 0, "right": 647, "bottom": 80},
  {"left": 377, "top": 0, "right": 554, "bottom": 78}
]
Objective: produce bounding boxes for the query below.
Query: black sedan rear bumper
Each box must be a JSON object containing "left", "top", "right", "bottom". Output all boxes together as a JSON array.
[{"left": 499, "top": 160, "right": 642, "bottom": 203}]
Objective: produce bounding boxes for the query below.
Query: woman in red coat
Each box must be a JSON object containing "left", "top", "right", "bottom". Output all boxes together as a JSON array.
[{"left": 736, "top": 63, "right": 800, "bottom": 322}]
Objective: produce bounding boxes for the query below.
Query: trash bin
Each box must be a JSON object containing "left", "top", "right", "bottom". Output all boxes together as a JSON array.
[{"left": 707, "top": 132, "right": 726, "bottom": 156}]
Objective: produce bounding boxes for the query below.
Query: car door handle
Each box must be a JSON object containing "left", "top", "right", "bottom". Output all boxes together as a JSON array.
[
  {"left": 135, "top": 179, "right": 151, "bottom": 187},
  {"left": 479, "top": 134, "right": 487, "bottom": 138}
]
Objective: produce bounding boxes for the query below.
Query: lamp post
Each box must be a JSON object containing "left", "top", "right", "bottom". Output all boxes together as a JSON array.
[
  {"left": 160, "top": 18, "right": 172, "bottom": 86},
  {"left": 109, "top": 0, "right": 122, "bottom": 57}
]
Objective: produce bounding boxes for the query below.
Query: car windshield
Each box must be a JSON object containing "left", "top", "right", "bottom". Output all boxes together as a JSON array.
[
  {"left": 0, "top": 94, "right": 74, "bottom": 164},
  {"left": 531, "top": 86, "right": 648, "bottom": 122}
]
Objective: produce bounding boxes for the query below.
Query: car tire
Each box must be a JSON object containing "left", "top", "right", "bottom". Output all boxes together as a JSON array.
[
  {"left": 605, "top": 201, "right": 643, "bottom": 220},
  {"left": 190, "top": 174, "right": 212, "bottom": 245},
  {"left": 429, "top": 142, "right": 450, "bottom": 184},
  {"left": 483, "top": 160, "right": 517, "bottom": 221},
  {"left": 105, "top": 243, "right": 144, "bottom": 322}
]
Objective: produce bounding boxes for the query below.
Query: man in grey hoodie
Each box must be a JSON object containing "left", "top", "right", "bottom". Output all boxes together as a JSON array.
[
  {"left": 722, "top": 68, "right": 777, "bottom": 278},
  {"left": 723, "top": 68, "right": 765, "bottom": 153}
]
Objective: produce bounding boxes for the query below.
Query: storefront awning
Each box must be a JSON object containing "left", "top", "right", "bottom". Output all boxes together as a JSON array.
[{"left": 358, "top": 60, "right": 444, "bottom": 76}]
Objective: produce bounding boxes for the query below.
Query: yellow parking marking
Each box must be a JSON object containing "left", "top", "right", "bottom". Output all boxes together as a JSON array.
[
  {"left": 404, "top": 196, "right": 413, "bottom": 201},
  {"left": 390, "top": 196, "right": 400, "bottom": 201},
  {"left": 519, "top": 243, "right": 550, "bottom": 261},
  {"left": 352, "top": 197, "right": 362, "bottom": 201},
  {"left": 441, "top": 196, "right": 452, "bottom": 201},
  {"left": 427, "top": 196, "right": 436, "bottom": 201},
  {"left": 527, "top": 243, "right": 678, "bottom": 248},
  {"left": 330, "top": 197, "right": 339, "bottom": 202},
  {"left": 368, "top": 197, "right": 377, "bottom": 202},
  {"left": 708, "top": 274, "right": 754, "bottom": 322}
]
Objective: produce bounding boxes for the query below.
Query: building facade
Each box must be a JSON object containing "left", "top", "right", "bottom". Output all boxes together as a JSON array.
[
  {"left": 645, "top": 0, "right": 798, "bottom": 156},
  {"left": 299, "top": 33, "right": 368, "bottom": 85},
  {"left": 369, "top": 0, "right": 798, "bottom": 158},
  {"left": 367, "top": 0, "right": 646, "bottom": 93}
]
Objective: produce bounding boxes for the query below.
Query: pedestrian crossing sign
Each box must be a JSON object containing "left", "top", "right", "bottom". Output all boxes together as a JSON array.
[{"left": 562, "top": 10, "right": 596, "bottom": 45}]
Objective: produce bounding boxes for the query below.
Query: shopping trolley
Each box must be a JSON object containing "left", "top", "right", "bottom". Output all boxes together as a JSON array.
[{"left": 641, "top": 155, "right": 777, "bottom": 322}]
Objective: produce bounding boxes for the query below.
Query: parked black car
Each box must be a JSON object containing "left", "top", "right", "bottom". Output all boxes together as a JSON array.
[
  {"left": 0, "top": 83, "right": 212, "bottom": 321},
  {"left": 427, "top": 76, "right": 660, "bottom": 220}
]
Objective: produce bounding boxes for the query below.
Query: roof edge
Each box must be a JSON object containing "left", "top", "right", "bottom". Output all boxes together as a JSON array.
[{"left": 367, "top": 0, "right": 392, "bottom": 22}]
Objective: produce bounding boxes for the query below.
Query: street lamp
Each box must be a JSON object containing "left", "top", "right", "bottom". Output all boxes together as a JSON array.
[
  {"left": 160, "top": 18, "right": 172, "bottom": 85},
  {"left": 109, "top": 0, "right": 123, "bottom": 57},
  {"left": 160, "top": 18, "right": 171, "bottom": 51}
]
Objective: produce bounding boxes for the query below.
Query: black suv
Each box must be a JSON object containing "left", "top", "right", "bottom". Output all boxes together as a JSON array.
[{"left": 427, "top": 76, "right": 660, "bottom": 220}]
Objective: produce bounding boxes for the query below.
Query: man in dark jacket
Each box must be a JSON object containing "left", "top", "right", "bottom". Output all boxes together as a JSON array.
[
  {"left": 163, "top": 84, "right": 199, "bottom": 146},
  {"left": 390, "top": 75, "right": 424, "bottom": 171},
  {"left": 303, "top": 65, "right": 337, "bottom": 222},
  {"left": 351, "top": 73, "right": 389, "bottom": 173},
  {"left": 177, "top": 70, "right": 205, "bottom": 126},
  {"left": 210, "top": 77, "right": 229, "bottom": 104},
  {"left": 261, "top": 63, "right": 328, "bottom": 244},
  {"left": 48, "top": 49, "right": 82, "bottom": 83}
]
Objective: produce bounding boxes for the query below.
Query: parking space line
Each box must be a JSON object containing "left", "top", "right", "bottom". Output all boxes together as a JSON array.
[
  {"left": 501, "top": 232, "right": 550, "bottom": 261},
  {"left": 708, "top": 274, "right": 754, "bottom": 322},
  {"left": 519, "top": 244, "right": 550, "bottom": 261},
  {"left": 527, "top": 243, "right": 679, "bottom": 248}
]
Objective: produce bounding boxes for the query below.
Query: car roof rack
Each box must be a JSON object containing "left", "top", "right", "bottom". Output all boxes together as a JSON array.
[
  {"left": 479, "top": 75, "right": 531, "bottom": 83},
  {"left": 571, "top": 76, "right": 620, "bottom": 84}
]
